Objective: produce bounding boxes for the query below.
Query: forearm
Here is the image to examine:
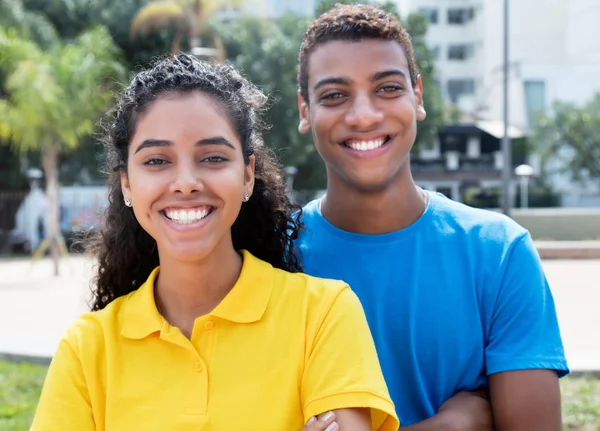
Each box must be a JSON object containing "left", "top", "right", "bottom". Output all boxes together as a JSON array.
[
  {"left": 401, "top": 409, "right": 484, "bottom": 431},
  {"left": 401, "top": 412, "right": 456, "bottom": 431},
  {"left": 402, "top": 390, "right": 493, "bottom": 431}
]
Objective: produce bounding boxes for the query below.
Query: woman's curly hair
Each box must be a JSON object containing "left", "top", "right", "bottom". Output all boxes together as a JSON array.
[{"left": 89, "top": 54, "right": 303, "bottom": 311}]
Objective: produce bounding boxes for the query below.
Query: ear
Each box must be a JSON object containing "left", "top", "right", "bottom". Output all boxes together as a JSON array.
[
  {"left": 120, "top": 170, "right": 131, "bottom": 201},
  {"left": 414, "top": 75, "right": 427, "bottom": 122},
  {"left": 297, "top": 90, "right": 311, "bottom": 135},
  {"left": 244, "top": 154, "right": 256, "bottom": 197}
]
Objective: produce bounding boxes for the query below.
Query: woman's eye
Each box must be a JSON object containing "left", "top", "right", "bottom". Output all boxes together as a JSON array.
[
  {"left": 203, "top": 156, "right": 228, "bottom": 163},
  {"left": 144, "top": 158, "right": 167, "bottom": 166}
]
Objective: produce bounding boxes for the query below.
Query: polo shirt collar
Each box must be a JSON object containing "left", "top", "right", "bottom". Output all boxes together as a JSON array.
[
  {"left": 120, "top": 250, "right": 274, "bottom": 339},
  {"left": 120, "top": 267, "right": 164, "bottom": 339},
  {"left": 210, "top": 250, "right": 274, "bottom": 323}
]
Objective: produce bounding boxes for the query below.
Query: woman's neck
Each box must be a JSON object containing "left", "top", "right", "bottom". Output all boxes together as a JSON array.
[{"left": 154, "top": 241, "right": 243, "bottom": 338}]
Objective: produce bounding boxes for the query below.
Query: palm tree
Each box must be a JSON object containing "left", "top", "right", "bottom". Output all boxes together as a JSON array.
[
  {"left": 0, "top": 26, "right": 125, "bottom": 275},
  {"left": 129, "top": 0, "right": 253, "bottom": 59}
]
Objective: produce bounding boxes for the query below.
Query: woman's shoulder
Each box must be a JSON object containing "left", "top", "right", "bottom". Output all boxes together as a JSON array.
[
  {"left": 272, "top": 265, "right": 350, "bottom": 301},
  {"left": 60, "top": 292, "right": 136, "bottom": 353}
]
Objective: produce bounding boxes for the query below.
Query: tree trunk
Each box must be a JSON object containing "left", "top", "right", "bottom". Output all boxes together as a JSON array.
[
  {"left": 189, "top": 0, "right": 201, "bottom": 49},
  {"left": 42, "top": 145, "right": 61, "bottom": 276}
]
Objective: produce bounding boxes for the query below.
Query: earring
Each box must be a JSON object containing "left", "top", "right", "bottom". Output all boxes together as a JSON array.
[
  {"left": 124, "top": 198, "right": 132, "bottom": 207},
  {"left": 242, "top": 192, "right": 250, "bottom": 202}
]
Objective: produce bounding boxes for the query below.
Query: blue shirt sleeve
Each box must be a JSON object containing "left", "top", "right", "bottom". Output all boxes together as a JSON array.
[{"left": 485, "top": 232, "right": 569, "bottom": 377}]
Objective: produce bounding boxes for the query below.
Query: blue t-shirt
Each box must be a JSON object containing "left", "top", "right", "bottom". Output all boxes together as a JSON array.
[{"left": 296, "top": 191, "right": 569, "bottom": 426}]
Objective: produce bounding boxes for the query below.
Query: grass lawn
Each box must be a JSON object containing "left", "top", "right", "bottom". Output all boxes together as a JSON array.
[{"left": 0, "top": 360, "right": 599, "bottom": 430}]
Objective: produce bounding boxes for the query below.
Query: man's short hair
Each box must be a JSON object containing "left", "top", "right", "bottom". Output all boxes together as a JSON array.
[{"left": 298, "top": 3, "right": 419, "bottom": 104}]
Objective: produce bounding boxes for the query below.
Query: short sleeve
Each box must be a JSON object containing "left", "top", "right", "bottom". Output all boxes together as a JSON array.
[
  {"left": 31, "top": 330, "right": 96, "bottom": 430},
  {"left": 486, "top": 233, "right": 569, "bottom": 376},
  {"left": 301, "top": 286, "right": 399, "bottom": 431}
]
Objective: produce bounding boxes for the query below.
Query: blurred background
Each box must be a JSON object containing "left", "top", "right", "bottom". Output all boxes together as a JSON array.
[{"left": 0, "top": 0, "right": 598, "bottom": 430}]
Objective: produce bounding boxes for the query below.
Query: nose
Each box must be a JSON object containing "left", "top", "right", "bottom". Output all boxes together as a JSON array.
[
  {"left": 170, "top": 161, "right": 202, "bottom": 195},
  {"left": 345, "top": 93, "right": 384, "bottom": 129}
]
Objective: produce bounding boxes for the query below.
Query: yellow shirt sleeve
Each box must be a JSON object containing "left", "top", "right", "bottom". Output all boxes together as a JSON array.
[
  {"left": 301, "top": 285, "right": 399, "bottom": 431},
  {"left": 30, "top": 320, "right": 96, "bottom": 431}
]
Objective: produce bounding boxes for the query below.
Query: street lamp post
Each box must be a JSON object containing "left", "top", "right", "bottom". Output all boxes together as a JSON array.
[
  {"left": 515, "top": 164, "right": 534, "bottom": 209},
  {"left": 284, "top": 166, "right": 298, "bottom": 203},
  {"left": 501, "top": 0, "right": 512, "bottom": 216}
]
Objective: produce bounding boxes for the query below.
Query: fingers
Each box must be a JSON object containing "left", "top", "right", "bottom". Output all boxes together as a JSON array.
[{"left": 303, "top": 411, "right": 338, "bottom": 431}]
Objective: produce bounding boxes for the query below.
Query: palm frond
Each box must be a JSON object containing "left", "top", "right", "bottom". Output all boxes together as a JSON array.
[{"left": 130, "top": 1, "right": 187, "bottom": 38}]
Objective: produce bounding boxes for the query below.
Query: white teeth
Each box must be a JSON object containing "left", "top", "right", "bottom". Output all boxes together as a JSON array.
[
  {"left": 347, "top": 138, "right": 386, "bottom": 151},
  {"left": 165, "top": 208, "right": 211, "bottom": 224}
]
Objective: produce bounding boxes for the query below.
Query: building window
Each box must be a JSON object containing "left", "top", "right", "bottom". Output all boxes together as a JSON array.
[
  {"left": 524, "top": 80, "right": 546, "bottom": 127},
  {"left": 447, "top": 8, "right": 474, "bottom": 24},
  {"left": 448, "top": 44, "right": 472, "bottom": 60},
  {"left": 447, "top": 79, "right": 475, "bottom": 104},
  {"left": 431, "top": 45, "right": 440, "bottom": 59},
  {"left": 419, "top": 7, "right": 438, "bottom": 24}
]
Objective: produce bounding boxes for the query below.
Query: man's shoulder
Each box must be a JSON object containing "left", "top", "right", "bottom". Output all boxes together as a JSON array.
[{"left": 428, "top": 192, "right": 528, "bottom": 246}]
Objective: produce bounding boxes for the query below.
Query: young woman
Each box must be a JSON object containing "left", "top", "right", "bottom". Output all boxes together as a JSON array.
[{"left": 31, "top": 54, "right": 398, "bottom": 431}]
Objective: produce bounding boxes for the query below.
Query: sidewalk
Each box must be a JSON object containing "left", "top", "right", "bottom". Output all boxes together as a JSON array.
[{"left": 0, "top": 255, "right": 598, "bottom": 371}]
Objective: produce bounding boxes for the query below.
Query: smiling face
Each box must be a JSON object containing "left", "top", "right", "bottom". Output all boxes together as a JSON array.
[
  {"left": 298, "top": 39, "right": 426, "bottom": 193},
  {"left": 121, "top": 91, "right": 255, "bottom": 263}
]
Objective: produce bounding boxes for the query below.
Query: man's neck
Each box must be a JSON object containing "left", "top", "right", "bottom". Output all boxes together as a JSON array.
[{"left": 320, "top": 169, "right": 428, "bottom": 235}]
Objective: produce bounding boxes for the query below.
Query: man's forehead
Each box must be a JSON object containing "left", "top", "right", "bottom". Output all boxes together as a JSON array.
[{"left": 307, "top": 39, "right": 409, "bottom": 83}]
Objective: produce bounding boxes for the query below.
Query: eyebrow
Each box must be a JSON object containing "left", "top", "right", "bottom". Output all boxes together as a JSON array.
[
  {"left": 313, "top": 77, "right": 351, "bottom": 92},
  {"left": 134, "top": 136, "right": 235, "bottom": 154},
  {"left": 372, "top": 69, "right": 408, "bottom": 82},
  {"left": 313, "top": 69, "right": 408, "bottom": 93}
]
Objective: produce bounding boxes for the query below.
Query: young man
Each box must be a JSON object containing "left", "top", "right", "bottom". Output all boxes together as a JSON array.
[{"left": 295, "top": 4, "right": 568, "bottom": 430}]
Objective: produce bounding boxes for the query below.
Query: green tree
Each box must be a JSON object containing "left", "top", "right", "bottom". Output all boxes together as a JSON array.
[
  {"left": 0, "top": 26, "right": 125, "bottom": 274},
  {"left": 533, "top": 93, "right": 600, "bottom": 185},
  {"left": 0, "top": 0, "right": 58, "bottom": 48},
  {"left": 21, "top": 0, "right": 174, "bottom": 69}
]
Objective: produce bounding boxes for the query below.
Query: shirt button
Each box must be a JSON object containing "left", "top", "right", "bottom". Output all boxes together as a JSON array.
[
  {"left": 194, "top": 361, "right": 203, "bottom": 372},
  {"left": 204, "top": 320, "right": 214, "bottom": 330}
]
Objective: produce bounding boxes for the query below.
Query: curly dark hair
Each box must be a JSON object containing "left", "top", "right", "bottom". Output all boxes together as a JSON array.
[
  {"left": 298, "top": 3, "right": 418, "bottom": 104},
  {"left": 89, "top": 54, "right": 303, "bottom": 311}
]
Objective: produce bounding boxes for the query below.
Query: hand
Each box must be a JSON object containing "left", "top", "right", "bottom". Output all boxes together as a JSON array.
[
  {"left": 302, "top": 411, "right": 339, "bottom": 431},
  {"left": 437, "top": 390, "right": 493, "bottom": 431}
]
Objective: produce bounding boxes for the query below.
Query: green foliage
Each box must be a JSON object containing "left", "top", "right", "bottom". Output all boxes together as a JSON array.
[
  {"left": 533, "top": 93, "right": 600, "bottom": 186},
  {"left": 0, "top": 360, "right": 48, "bottom": 431},
  {"left": 19, "top": 0, "right": 173, "bottom": 70},
  {"left": 0, "top": 26, "right": 126, "bottom": 154},
  {"left": 0, "top": 0, "right": 58, "bottom": 48}
]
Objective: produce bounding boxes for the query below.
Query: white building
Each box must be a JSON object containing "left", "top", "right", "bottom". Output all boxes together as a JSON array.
[{"left": 397, "top": 0, "right": 600, "bottom": 205}]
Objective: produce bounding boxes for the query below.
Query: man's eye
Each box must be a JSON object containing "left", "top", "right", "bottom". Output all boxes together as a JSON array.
[
  {"left": 379, "top": 85, "right": 403, "bottom": 93},
  {"left": 321, "top": 92, "right": 344, "bottom": 101}
]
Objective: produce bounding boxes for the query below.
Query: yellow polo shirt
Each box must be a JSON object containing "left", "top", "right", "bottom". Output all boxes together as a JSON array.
[{"left": 32, "top": 251, "right": 398, "bottom": 430}]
